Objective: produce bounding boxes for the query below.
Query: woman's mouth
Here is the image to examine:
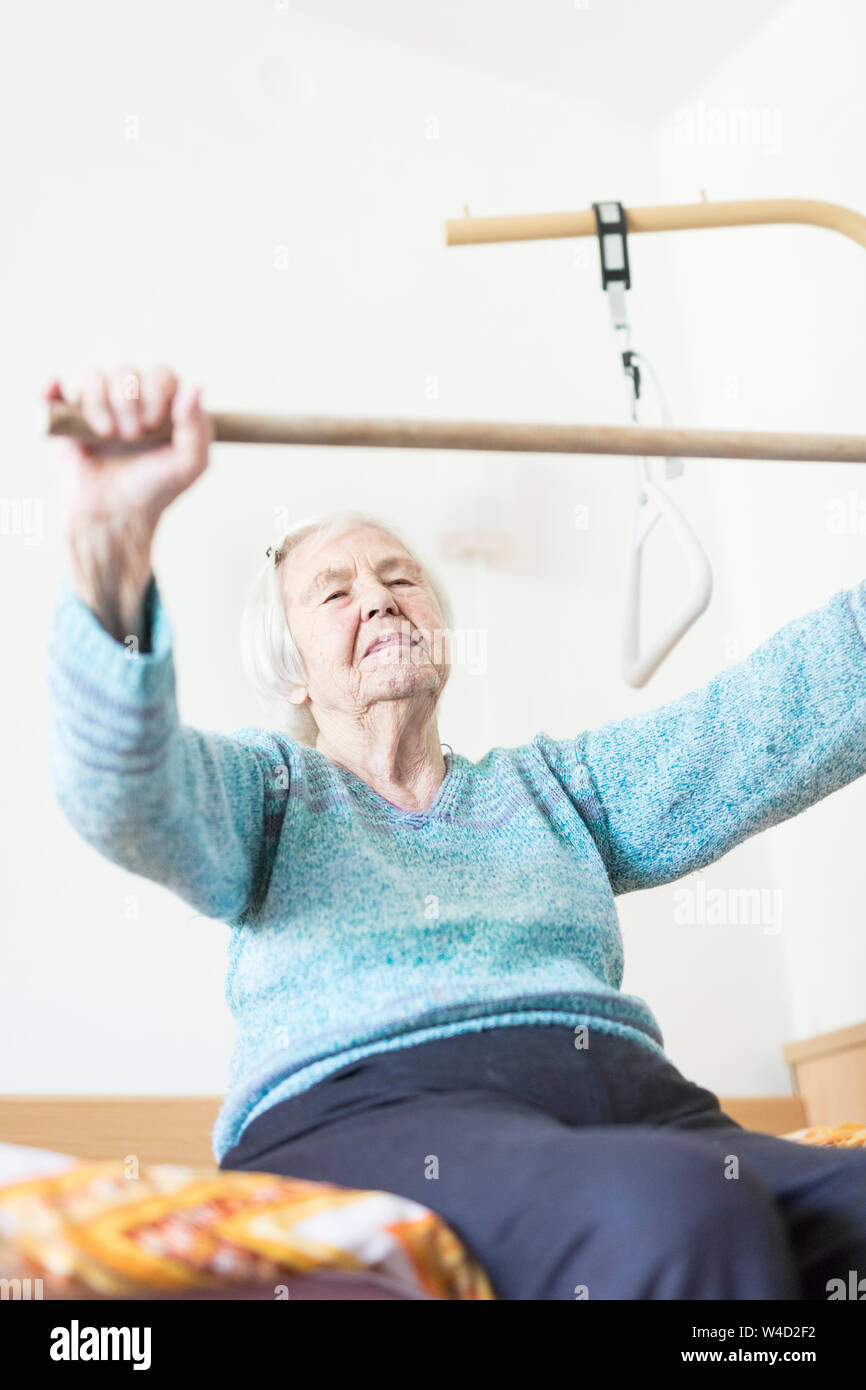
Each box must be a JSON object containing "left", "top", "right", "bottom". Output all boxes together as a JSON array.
[{"left": 364, "top": 634, "right": 421, "bottom": 659}]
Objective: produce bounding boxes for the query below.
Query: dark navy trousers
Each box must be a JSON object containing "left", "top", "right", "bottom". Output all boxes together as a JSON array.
[{"left": 219, "top": 1025, "right": 866, "bottom": 1301}]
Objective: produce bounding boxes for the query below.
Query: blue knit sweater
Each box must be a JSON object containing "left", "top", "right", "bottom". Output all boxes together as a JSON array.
[{"left": 46, "top": 573, "right": 866, "bottom": 1161}]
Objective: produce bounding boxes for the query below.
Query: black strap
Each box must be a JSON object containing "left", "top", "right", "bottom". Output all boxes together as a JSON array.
[
  {"left": 591, "top": 200, "right": 631, "bottom": 291},
  {"left": 592, "top": 200, "right": 638, "bottom": 397}
]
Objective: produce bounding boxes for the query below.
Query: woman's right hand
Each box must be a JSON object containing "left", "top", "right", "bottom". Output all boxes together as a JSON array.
[
  {"left": 46, "top": 365, "right": 211, "bottom": 533},
  {"left": 45, "top": 365, "right": 211, "bottom": 643}
]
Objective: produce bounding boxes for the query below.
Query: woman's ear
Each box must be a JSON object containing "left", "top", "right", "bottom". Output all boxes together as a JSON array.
[{"left": 287, "top": 685, "right": 309, "bottom": 707}]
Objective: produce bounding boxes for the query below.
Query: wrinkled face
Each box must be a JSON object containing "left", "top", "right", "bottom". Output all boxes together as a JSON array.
[{"left": 282, "top": 524, "right": 450, "bottom": 722}]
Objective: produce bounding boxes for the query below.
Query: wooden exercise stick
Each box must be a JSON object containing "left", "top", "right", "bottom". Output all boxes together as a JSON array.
[{"left": 45, "top": 400, "right": 866, "bottom": 463}]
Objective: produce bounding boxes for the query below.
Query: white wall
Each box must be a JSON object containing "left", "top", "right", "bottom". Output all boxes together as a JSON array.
[
  {"left": 651, "top": 0, "right": 866, "bottom": 1048},
  {"left": 2, "top": 0, "right": 859, "bottom": 1107}
]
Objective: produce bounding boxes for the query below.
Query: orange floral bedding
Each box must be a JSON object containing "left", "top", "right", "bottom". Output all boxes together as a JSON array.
[{"left": 0, "top": 1158, "right": 494, "bottom": 1300}]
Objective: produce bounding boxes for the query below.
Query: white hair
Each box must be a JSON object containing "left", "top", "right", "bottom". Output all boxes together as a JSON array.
[{"left": 239, "top": 509, "right": 455, "bottom": 743}]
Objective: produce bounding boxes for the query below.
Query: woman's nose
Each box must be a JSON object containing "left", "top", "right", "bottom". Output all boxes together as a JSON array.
[
  {"left": 357, "top": 578, "right": 399, "bottom": 619},
  {"left": 365, "top": 597, "right": 398, "bottom": 619}
]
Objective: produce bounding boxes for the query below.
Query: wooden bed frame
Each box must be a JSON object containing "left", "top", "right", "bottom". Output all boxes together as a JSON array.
[
  {"left": 0, "top": 1093, "right": 806, "bottom": 1165},
  {"left": 4, "top": 1022, "right": 864, "bottom": 1164}
]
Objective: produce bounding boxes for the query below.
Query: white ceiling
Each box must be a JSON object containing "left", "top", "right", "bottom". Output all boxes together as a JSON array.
[{"left": 286, "top": 0, "right": 790, "bottom": 120}]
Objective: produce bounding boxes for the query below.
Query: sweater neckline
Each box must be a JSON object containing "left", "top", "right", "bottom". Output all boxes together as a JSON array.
[{"left": 329, "top": 747, "right": 463, "bottom": 821}]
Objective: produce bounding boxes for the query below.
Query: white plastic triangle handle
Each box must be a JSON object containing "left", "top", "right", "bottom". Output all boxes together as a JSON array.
[{"left": 622, "top": 476, "right": 713, "bottom": 688}]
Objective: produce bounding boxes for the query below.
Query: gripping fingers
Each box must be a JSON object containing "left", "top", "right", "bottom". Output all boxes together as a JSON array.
[
  {"left": 140, "top": 365, "right": 179, "bottom": 430},
  {"left": 78, "top": 369, "right": 115, "bottom": 439},
  {"left": 108, "top": 366, "right": 145, "bottom": 440},
  {"left": 169, "top": 382, "right": 211, "bottom": 482}
]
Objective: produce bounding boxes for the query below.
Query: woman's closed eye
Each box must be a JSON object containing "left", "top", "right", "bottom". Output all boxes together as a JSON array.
[{"left": 325, "top": 579, "right": 413, "bottom": 603}]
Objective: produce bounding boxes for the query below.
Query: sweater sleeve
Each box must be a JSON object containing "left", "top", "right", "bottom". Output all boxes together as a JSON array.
[
  {"left": 535, "top": 580, "right": 866, "bottom": 895},
  {"left": 46, "top": 573, "right": 290, "bottom": 922}
]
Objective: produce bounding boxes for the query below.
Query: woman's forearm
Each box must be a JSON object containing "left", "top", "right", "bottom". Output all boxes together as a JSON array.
[
  {"left": 64, "top": 513, "right": 156, "bottom": 650},
  {"left": 51, "top": 364, "right": 210, "bottom": 649}
]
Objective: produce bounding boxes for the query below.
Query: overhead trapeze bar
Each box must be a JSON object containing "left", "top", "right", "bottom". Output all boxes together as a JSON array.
[{"left": 443, "top": 196, "right": 866, "bottom": 251}]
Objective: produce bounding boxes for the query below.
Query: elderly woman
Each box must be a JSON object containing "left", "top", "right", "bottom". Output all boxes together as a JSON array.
[{"left": 47, "top": 366, "right": 866, "bottom": 1301}]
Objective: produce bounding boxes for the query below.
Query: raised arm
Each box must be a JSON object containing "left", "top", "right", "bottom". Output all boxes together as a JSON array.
[
  {"left": 45, "top": 366, "right": 288, "bottom": 922},
  {"left": 537, "top": 582, "right": 866, "bottom": 895},
  {"left": 47, "top": 571, "right": 287, "bottom": 922}
]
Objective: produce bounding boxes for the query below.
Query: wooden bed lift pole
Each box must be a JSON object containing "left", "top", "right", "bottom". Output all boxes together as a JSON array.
[{"left": 443, "top": 196, "right": 866, "bottom": 251}]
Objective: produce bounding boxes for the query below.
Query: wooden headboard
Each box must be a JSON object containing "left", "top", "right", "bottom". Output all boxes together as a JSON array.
[
  {"left": 0, "top": 1093, "right": 808, "bottom": 1166},
  {"left": 783, "top": 1019, "right": 866, "bottom": 1128}
]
